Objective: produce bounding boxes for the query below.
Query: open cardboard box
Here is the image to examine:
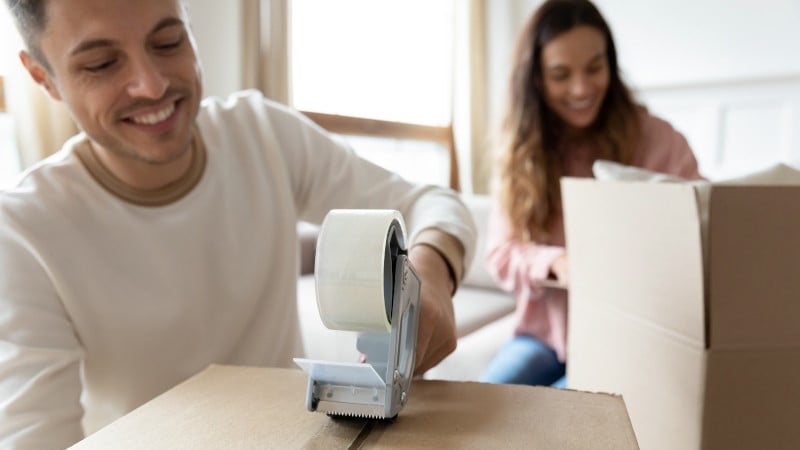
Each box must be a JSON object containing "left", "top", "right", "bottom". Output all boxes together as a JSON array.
[
  {"left": 70, "top": 365, "right": 638, "bottom": 449},
  {"left": 562, "top": 178, "right": 800, "bottom": 450}
]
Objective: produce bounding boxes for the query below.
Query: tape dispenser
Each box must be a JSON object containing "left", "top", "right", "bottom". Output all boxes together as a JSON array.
[{"left": 294, "top": 210, "right": 421, "bottom": 419}]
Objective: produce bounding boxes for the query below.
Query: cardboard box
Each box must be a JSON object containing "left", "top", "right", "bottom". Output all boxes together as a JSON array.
[
  {"left": 562, "top": 178, "right": 800, "bottom": 450},
  {"left": 70, "top": 365, "right": 638, "bottom": 449}
]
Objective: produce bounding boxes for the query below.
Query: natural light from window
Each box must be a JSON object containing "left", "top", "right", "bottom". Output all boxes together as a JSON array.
[
  {"left": 290, "top": 0, "right": 455, "bottom": 186},
  {"left": 0, "top": 6, "right": 19, "bottom": 76},
  {"left": 0, "top": 6, "right": 22, "bottom": 187},
  {"left": 291, "top": 0, "right": 454, "bottom": 126}
]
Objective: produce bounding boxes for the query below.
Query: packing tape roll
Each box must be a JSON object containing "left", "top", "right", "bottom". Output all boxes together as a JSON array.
[{"left": 314, "top": 210, "right": 407, "bottom": 332}]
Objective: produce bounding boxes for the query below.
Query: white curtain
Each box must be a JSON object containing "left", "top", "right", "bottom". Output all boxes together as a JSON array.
[
  {"left": 6, "top": 63, "right": 78, "bottom": 170},
  {"left": 453, "top": 0, "right": 490, "bottom": 194},
  {"left": 242, "top": 0, "right": 290, "bottom": 104},
  {"left": 458, "top": 0, "right": 543, "bottom": 194},
  {"left": 261, "top": 0, "right": 291, "bottom": 104},
  {"left": 2, "top": 4, "right": 77, "bottom": 171},
  {"left": 241, "top": 0, "right": 290, "bottom": 104}
]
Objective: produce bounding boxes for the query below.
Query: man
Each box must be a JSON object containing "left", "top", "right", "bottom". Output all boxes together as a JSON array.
[{"left": 0, "top": 0, "right": 476, "bottom": 447}]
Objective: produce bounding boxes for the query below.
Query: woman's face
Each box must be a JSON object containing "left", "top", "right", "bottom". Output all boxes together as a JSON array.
[{"left": 540, "top": 25, "right": 610, "bottom": 132}]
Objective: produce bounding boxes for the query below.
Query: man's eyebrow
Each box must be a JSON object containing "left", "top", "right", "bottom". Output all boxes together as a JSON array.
[
  {"left": 68, "top": 17, "right": 186, "bottom": 57},
  {"left": 69, "top": 38, "right": 116, "bottom": 57}
]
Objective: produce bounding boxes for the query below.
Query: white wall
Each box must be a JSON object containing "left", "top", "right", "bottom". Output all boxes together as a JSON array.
[
  {"left": 485, "top": 0, "right": 800, "bottom": 180},
  {"left": 599, "top": 0, "right": 800, "bottom": 89},
  {"left": 185, "top": 0, "right": 246, "bottom": 99}
]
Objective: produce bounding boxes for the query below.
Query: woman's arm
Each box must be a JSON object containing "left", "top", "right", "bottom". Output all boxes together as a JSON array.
[{"left": 485, "top": 202, "right": 566, "bottom": 301}]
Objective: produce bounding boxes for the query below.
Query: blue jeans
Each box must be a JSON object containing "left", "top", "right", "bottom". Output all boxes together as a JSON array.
[{"left": 481, "top": 335, "right": 566, "bottom": 387}]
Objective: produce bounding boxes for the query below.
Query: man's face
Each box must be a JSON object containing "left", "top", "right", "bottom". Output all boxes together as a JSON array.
[{"left": 26, "top": 0, "right": 202, "bottom": 167}]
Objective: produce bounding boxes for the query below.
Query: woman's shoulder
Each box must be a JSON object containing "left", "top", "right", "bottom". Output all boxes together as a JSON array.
[
  {"left": 633, "top": 108, "right": 692, "bottom": 156},
  {"left": 637, "top": 108, "right": 684, "bottom": 142},
  {"left": 632, "top": 108, "right": 702, "bottom": 179}
]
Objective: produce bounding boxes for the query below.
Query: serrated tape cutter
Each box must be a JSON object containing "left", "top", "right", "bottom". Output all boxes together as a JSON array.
[{"left": 294, "top": 209, "right": 421, "bottom": 419}]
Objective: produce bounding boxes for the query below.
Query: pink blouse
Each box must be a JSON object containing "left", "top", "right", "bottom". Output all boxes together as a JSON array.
[{"left": 486, "top": 112, "right": 702, "bottom": 362}]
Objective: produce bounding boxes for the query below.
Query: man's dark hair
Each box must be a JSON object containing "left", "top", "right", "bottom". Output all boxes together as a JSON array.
[{"left": 4, "top": 0, "right": 51, "bottom": 70}]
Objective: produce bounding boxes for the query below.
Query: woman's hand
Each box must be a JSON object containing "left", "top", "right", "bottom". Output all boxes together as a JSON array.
[{"left": 550, "top": 253, "right": 569, "bottom": 285}]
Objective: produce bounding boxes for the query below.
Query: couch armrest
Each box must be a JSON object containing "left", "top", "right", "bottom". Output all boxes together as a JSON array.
[{"left": 460, "top": 194, "right": 498, "bottom": 290}]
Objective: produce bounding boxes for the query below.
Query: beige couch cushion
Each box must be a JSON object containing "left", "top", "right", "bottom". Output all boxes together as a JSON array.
[{"left": 460, "top": 194, "right": 497, "bottom": 289}]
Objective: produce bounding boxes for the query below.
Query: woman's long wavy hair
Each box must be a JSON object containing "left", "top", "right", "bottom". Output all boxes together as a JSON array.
[{"left": 496, "top": 0, "right": 641, "bottom": 242}]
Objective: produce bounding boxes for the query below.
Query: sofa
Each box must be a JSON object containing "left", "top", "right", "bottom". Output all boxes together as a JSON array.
[{"left": 296, "top": 194, "right": 517, "bottom": 381}]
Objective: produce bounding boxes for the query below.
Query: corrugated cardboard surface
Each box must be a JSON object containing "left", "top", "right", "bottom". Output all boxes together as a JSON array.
[
  {"left": 562, "top": 179, "right": 800, "bottom": 450},
  {"left": 702, "top": 348, "right": 800, "bottom": 449},
  {"left": 71, "top": 365, "right": 638, "bottom": 449},
  {"left": 708, "top": 186, "right": 800, "bottom": 347}
]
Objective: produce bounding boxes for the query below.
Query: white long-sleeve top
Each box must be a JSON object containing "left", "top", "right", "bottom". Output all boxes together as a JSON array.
[{"left": 0, "top": 90, "right": 476, "bottom": 449}]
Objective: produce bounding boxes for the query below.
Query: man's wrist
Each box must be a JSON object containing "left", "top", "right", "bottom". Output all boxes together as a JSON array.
[
  {"left": 409, "top": 229, "right": 465, "bottom": 295},
  {"left": 409, "top": 243, "right": 457, "bottom": 295}
]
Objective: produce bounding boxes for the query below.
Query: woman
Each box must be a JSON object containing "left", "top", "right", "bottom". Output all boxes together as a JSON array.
[{"left": 482, "top": 0, "right": 701, "bottom": 387}]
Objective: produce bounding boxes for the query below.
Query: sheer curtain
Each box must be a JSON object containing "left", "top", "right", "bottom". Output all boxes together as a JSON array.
[
  {"left": 452, "top": 0, "right": 491, "bottom": 194},
  {"left": 1, "top": 6, "right": 77, "bottom": 171},
  {"left": 240, "top": 0, "right": 290, "bottom": 104},
  {"left": 256, "top": 0, "right": 290, "bottom": 104},
  {"left": 461, "top": 0, "right": 545, "bottom": 194},
  {"left": 6, "top": 69, "right": 77, "bottom": 169}
]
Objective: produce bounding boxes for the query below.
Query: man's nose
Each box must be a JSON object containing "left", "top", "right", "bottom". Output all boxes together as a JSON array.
[{"left": 126, "top": 56, "right": 168, "bottom": 99}]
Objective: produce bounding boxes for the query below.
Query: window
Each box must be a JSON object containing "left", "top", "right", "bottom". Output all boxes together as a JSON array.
[{"left": 289, "top": 0, "right": 457, "bottom": 188}]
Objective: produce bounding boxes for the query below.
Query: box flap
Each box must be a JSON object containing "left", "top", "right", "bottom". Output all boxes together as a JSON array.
[
  {"left": 71, "top": 365, "right": 639, "bottom": 449},
  {"left": 702, "top": 348, "right": 800, "bottom": 450},
  {"left": 562, "top": 178, "right": 705, "bottom": 346},
  {"left": 568, "top": 299, "right": 706, "bottom": 450},
  {"left": 708, "top": 186, "right": 800, "bottom": 348}
]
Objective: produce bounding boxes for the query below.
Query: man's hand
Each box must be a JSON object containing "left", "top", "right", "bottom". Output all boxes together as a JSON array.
[{"left": 407, "top": 245, "right": 457, "bottom": 376}]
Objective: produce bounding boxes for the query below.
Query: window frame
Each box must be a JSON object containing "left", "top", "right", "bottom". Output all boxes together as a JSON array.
[
  {"left": 284, "top": 0, "right": 460, "bottom": 191},
  {"left": 300, "top": 111, "right": 460, "bottom": 191},
  {"left": 301, "top": 111, "right": 459, "bottom": 190}
]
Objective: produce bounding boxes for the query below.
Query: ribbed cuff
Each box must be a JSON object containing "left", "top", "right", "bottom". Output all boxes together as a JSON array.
[{"left": 410, "top": 229, "right": 465, "bottom": 295}]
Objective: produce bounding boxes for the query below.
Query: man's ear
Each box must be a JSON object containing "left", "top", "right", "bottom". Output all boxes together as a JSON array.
[{"left": 20, "top": 51, "right": 62, "bottom": 101}]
